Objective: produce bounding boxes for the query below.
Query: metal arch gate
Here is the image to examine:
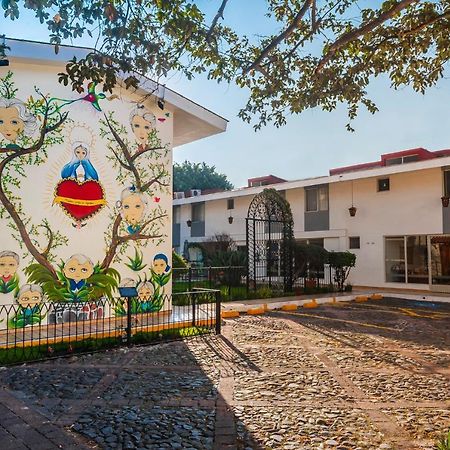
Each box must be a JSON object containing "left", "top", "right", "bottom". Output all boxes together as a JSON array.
[{"left": 246, "top": 191, "right": 293, "bottom": 294}]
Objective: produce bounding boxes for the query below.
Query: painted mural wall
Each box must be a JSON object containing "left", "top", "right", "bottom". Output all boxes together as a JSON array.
[{"left": 0, "top": 61, "right": 173, "bottom": 327}]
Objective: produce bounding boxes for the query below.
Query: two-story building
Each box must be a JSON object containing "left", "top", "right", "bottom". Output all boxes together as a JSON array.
[{"left": 174, "top": 148, "right": 450, "bottom": 292}]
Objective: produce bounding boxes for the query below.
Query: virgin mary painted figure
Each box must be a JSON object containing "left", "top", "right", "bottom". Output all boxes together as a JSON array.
[{"left": 61, "top": 141, "right": 99, "bottom": 181}]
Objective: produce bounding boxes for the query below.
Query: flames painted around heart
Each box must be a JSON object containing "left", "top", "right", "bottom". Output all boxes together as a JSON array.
[{"left": 0, "top": 71, "right": 172, "bottom": 327}]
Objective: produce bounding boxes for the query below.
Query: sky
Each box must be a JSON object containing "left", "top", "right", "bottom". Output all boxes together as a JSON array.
[{"left": 2, "top": 1, "right": 450, "bottom": 188}]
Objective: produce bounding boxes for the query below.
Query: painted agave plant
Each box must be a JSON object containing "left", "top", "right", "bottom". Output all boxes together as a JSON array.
[
  {"left": 125, "top": 248, "right": 147, "bottom": 272},
  {"left": 0, "top": 274, "right": 19, "bottom": 295},
  {"left": 25, "top": 262, "right": 120, "bottom": 302},
  {"left": 8, "top": 305, "right": 46, "bottom": 329}
]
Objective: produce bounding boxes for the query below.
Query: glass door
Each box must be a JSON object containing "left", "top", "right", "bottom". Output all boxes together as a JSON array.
[{"left": 430, "top": 235, "right": 450, "bottom": 291}]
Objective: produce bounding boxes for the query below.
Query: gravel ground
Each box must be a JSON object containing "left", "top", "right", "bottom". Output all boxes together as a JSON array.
[{"left": 0, "top": 297, "right": 448, "bottom": 449}]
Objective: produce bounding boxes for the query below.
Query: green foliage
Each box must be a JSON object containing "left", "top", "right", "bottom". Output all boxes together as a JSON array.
[
  {"left": 5, "top": 2, "right": 447, "bottom": 128},
  {"left": 328, "top": 251, "right": 357, "bottom": 292},
  {"left": 125, "top": 248, "right": 147, "bottom": 272},
  {"left": 0, "top": 273, "right": 19, "bottom": 295},
  {"left": 24, "top": 262, "right": 120, "bottom": 302},
  {"left": 293, "top": 244, "right": 329, "bottom": 277},
  {"left": 172, "top": 250, "right": 188, "bottom": 269},
  {"left": 7, "top": 305, "right": 46, "bottom": 329},
  {"left": 436, "top": 430, "right": 450, "bottom": 450},
  {"left": 173, "top": 161, "right": 233, "bottom": 192}
]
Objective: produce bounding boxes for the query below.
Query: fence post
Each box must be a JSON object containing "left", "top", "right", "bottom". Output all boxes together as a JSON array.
[
  {"left": 188, "top": 267, "right": 192, "bottom": 292},
  {"left": 191, "top": 292, "right": 196, "bottom": 327},
  {"left": 228, "top": 265, "right": 232, "bottom": 298},
  {"left": 126, "top": 295, "right": 132, "bottom": 347},
  {"left": 215, "top": 290, "right": 221, "bottom": 335}
]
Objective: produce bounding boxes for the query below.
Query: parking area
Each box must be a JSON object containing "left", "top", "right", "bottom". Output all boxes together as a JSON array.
[{"left": 0, "top": 297, "right": 448, "bottom": 450}]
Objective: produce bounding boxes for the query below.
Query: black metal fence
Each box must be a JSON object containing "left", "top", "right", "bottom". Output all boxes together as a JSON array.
[
  {"left": 173, "top": 266, "right": 247, "bottom": 300},
  {"left": 0, "top": 290, "right": 220, "bottom": 365},
  {"left": 174, "top": 265, "right": 337, "bottom": 300}
]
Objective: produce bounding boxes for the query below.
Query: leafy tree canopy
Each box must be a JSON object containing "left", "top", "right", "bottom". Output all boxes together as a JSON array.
[
  {"left": 2, "top": 1, "right": 450, "bottom": 130},
  {"left": 173, "top": 161, "right": 233, "bottom": 192}
]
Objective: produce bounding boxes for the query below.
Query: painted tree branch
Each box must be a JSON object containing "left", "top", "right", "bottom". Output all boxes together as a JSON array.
[
  {"left": 315, "top": 0, "right": 418, "bottom": 73},
  {"left": 130, "top": 145, "right": 165, "bottom": 162},
  {"left": 103, "top": 114, "right": 142, "bottom": 190},
  {"left": 0, "top": 108, "right": 68, "bottom": 277},
  {"left": 244, "top": 0, "right": 312, "bottom": 74},
  {"left": 141, "top": 171, "right": 170, "bottom": 192}
]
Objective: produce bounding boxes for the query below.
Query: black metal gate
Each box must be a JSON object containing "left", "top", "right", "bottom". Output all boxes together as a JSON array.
[{"left": 246, "top": 189, "right": 293, "bottom": 293}]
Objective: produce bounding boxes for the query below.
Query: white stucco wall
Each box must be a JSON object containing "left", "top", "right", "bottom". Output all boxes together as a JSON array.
[
  {"left": 176, "top": 166, "right": 445, "bottom": 291},
  {"left": 0, "top": 60, "right": 174, "bottom": 311}
]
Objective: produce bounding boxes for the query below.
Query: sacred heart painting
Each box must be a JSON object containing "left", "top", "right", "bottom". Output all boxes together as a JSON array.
[{"left": 54, "top": 179, "right": 106, "bottom": 223}]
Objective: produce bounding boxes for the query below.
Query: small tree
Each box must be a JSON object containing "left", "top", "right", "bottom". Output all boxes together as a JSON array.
[
  {"left": 173, "top": 161, "right": 233, "bottom": 192},
  {"left": 293, "top": 243, "right": 329, "bottom": 280},
  {"left": 328, "top": 252, "right": 357, "bottom": 292}
]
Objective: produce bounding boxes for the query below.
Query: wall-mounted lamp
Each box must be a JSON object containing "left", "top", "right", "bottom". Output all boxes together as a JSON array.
[
  {"left": 186, "top": 219, "right": 192, "bottom": 227},
  {"left": 348, "top": 180, "right": 357, "bottom": 217},
  {"left": 228, "top": 215, "right": 234, "bottom": 224},
  {"left": 157, "top": 84, "right": 166, "bottom": 110}
]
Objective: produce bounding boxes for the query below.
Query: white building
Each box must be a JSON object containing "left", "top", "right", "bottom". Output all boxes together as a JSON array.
[
  {"left": 0, "top": 38, "right": 226, "bottom": 319},
  {"left": 174, "top": 148, "right": 450, "bottom": 292}
]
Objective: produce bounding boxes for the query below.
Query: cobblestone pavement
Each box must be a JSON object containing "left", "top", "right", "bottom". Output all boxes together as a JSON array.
[{"left": 0, "top": 298, "right": 448, "bottom": 450}]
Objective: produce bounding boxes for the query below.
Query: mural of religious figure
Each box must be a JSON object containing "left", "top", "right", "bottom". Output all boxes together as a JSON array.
[
  {"left": 61, "top": 141, "right": 99, "bottom": 181},
  {"left": 129, "top": 104, "right": 156, "bottom": 148},
  {"left": 0, "top": 250, "right": 20, "bottom": 294},
  {"left": 118, "top": 187, "right": 148, "bottom": 234},
  {"left": 8, "top": 284, "right": 44, "bottom": 328},
  {"left": 151, "top": 253, "right": 171, "bottom": 287},
  {"left": 0, "top": 97, "right": 38, "bottom": 145},
  {"left": 63, "top": 254, "right": 95, "bottom": 294}
]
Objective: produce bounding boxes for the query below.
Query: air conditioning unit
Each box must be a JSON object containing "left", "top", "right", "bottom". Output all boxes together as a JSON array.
[
  {"left": 173, "top": 192, "right": 185, "bottom": 199},
  {"left": 190, "top": 189, "right": 202, "bottom": 197}
]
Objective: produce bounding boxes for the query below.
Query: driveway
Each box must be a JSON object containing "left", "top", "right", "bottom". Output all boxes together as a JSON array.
[{"left": 0, "top": 297, "right": 448, "bottom": 450}]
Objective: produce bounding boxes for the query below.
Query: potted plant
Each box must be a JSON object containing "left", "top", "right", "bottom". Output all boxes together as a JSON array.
[
  {"left": 441, "top": 196, "right": 450, "bottom": 208},
  {"left": 348, "top": 206, "right": 357, "bottom": 217}
]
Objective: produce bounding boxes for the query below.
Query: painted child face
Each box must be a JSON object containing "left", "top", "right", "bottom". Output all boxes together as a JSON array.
[
  {"left": 122, "top": 194, "right": 145, "bottom": 225},
  {"left": 131, "top": 115, "right": 153, "bottom": 144},
  {"left": 18, "top": 290, "right": 42, "bottom": 308},
  {"left": 0, "top": 256, "right": 19, "bottom": 278},
  {"left": 74, "top": 146, "right": 87, "bottom": 160},
  {"left": 0, "top": 107, "right": 24, "bottom": 142},
  {"left": 63, "top": 258, "right": 94, "bottom": 282},
  {"left": 138, "top": 285, "right": 153, "bottom": 300},
  {"left": 153, "top": 258, "right": 167, "bottom": 275}
]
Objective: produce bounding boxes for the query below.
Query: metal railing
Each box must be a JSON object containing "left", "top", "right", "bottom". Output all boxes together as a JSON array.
[
  {"left": 0, "top": 290, "right": 220, "bottom": 365},
  {"left": 173, "top": 266, "right": 247, "bottom": 300}
]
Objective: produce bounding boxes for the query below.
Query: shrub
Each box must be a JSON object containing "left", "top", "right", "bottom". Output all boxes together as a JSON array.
[
  {"left": 436, "top": 430, "right": 450, "bottom": 450},
  {"left": 328, "top": 251, "right": 356, "bottom": 292}
]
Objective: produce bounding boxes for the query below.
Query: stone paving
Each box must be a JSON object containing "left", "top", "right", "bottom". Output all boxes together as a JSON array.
[{"left": 0, "top": 298, "right": 448, "bottom": 449}]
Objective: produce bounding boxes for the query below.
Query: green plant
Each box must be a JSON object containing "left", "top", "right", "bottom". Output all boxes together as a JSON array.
[
  {"left": 328, "top": 251, "right": 357, "bottom": 292},
  {"left": 172, "top": 251, "right": 188, "bottom": 269},
  {"left": 125, "top": 248, "right": 147, "bottom": 272},
  {"left": 436, "top": 430, "right": 450, "bottom": 450},
  {"left": 344, "top": 284, "right": 353, "bottom": 292}
]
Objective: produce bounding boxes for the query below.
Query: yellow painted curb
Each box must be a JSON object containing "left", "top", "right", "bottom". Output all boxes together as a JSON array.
[
  {"left": 222, "top": 310, "right": 240, "bottom": 318},
  {"left": 281, "top": 304, "right": 298, "bottom": 311},
  {"left": 355, "top": 295, "right": 369, "bottom": 302},
  {"left": 370, "top": 294, "right": 383, "bottom": 300},
  {"left": 247, "top": 307, "right": 265, "bottom": 315},
  {"left": 303, "top": 299, "right": 318, "bottom": 308}
]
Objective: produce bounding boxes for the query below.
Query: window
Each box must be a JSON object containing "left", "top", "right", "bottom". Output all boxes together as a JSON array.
[
  {"left": 385, "top": 236, "right": 405, "bottom": 282},
  {"left": 191, "top": 203, "right": 204, "bottom": 222},
  {"left": 227, "top": 198, "right": 234, "bottom": 210},
  {"left": 385, "top": 155, "right": 418, "bottom": 166},
  {"left": 349, "top": 237, "right": 360, "bottom": 249},
  {"left": 444, "top": 170, "right": 450, "bottom": 196},
  {"left": 173, "top": 206, "right": 181, "bottom": 224},
  {"left": 305, "top": 185, "right": 328, "bottom": 212},
  {"left": 378, "top": 178, "right": 390, "bottom": 192}
]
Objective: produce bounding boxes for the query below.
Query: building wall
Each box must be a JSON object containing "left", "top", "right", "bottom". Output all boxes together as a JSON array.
[
  {"left": 176, "top": 167, "right": 445, "bottom": 290},
  {"left": 0, "top": 61, "right": 174, "bottom": 320},
  {"left": 329, "top": 168, "right": 442, "bottom": 287}
]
